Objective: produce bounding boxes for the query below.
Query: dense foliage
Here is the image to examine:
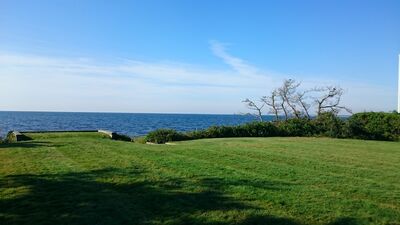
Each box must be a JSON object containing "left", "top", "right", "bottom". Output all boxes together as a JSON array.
[
  {"left": 344, "top": 112, "right": 400, "bottom": 141},
  {"left": 146, "top": 129, "right": 188, "bottom": 144},
  {"left": 276, "top": 118, "right": 316, "bottom": 137},
  {"left": 312, "top": 112, "right": 346, "bottom": 138},
  {"left": 144, "top": 112, "right": 400, "bottom": 143},
  {"left": 111, "top": 133, "right": 132, "bottom": 142}
]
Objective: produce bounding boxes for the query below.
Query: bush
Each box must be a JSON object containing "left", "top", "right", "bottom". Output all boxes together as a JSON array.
[
  {"left": 236, "top": 122, "right": 279, "bottom": 137},
  {"left": 146, "top": 129, "right": 188, "bottom": 144},
  {"left": 186, "top": 126, "right": 230, "bottom": 139},
  {"left": 186, "top": 130, "right": 206, "bottom": 139},
  {"left": 112, "top": 133, "right": 132, "bottom": 142},
  {"left": 204, "top": 126, "right": 235, "bottom": 138},
  {"left": 144, "top": 112, "right": 400, "bottom": 143},
  {"left": 313, "top": 112, "right": 345, "bottom": 138},
  {"left": 275, "top": 118, "right": 316, "bottom": 137},
  {"left": 185, "top": 122, "right": 279, "bottom": 139},
  {"left": 344, "top": 112, "right": 400, "bottom": 141}
]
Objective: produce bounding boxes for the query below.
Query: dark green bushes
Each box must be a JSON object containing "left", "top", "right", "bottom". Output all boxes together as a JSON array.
[
  {"left": 111, "top": 133, "right": 132, "bottom": 142},
  {"left": 146, "top": 129, "right": 188, "bottom": 144},
  {"left": 191, "top": 126, "right": 234, "bottom": 139},
  {"left": 144, "top": 112, "right": 400, "bottom": 143},
  {"left": 187, "top": 122, "right": 280, "bottom": 139},
  {"left": 237, "top": 122, "right": 280, "bottom": 137},
  {"left": 312, "top": 112, "right": 346, "bottom": 138},
  {"left": 276, "top": 118, "right": 316, "bottom": 137},
  {"left": 345, "top": 112, "right": 400, "bottom": 141}
]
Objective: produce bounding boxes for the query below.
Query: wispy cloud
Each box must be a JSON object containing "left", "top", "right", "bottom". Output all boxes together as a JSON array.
[
  {"left": 0, "top": 47, "right": 273, "bottom": 113},
  {"left": 210, "top": 40, "right": 260, "bottom": 77},
  {"left": 0, "top": 52, "right": 273, "bottom": 89},
  {"left": 0, "top": 41, "right": 395, "bottom": 113}
]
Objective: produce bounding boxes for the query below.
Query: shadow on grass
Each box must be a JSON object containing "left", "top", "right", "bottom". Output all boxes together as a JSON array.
[
  {"left": 326, "top": 217, "right": 366, "bottom": 225},
  {"left": 0, "top": 141, "right": 64, "bottom": 149},
  {"left": 0, "top": 168, "right": 364, "bottom": 225}
]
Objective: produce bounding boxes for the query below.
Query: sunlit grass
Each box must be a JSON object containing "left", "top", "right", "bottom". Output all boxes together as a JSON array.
[{"left": 1, "top": 132, "right": 399, "bottom": 225}]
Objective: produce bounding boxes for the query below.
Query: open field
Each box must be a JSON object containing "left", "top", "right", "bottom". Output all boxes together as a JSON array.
[{"left": 1, "top": 132, "right": 399, "bottom": 225}]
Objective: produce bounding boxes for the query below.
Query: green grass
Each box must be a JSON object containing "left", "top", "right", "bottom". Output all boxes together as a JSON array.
[{"left": 1, "top": 132, "right": 399, "bottom": 225}]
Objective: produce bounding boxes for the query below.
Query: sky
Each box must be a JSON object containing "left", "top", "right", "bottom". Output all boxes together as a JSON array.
[{"left": 0, "top": 0, "right": 399, "bottom": 114}]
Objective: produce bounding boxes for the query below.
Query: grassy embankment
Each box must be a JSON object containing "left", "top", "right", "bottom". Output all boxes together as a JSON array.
[{"left": 0, "top": 132, "right": 399, "bottom": 225}]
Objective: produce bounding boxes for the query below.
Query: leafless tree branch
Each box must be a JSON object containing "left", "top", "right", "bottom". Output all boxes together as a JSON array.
[
  {"left": 261, "top": 89, "right": 282, "bottom": 121},
  {"left": 278, "top": 79, "right": 301, "bottom": 119},
  {"left": 242, "top": 98, "right": 265, "bottom": 121},
  {"left": 314, "top": 86, "right": 352, "bottom": 115}
]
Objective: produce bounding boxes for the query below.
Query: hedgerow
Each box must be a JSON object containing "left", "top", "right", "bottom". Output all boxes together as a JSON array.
[{"left": 143, "top": 112, "right": 400, "bottom": 143}]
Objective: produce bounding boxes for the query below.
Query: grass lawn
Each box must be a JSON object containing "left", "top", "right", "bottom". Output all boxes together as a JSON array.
[{"left": 0, "top": 132, "right": 399, "bottom": 225}]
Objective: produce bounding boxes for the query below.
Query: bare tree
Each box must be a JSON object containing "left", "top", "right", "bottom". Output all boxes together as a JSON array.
[
  {"left": 261, "top": 90, "right": 281, "bottom": 121},
  {"left": 278, "top": 79, "right": 301, "bottom": 118},
  {"left": 279, "top": 95, "right": 289, "bottom": 120},
  {"left": 314, "top": 86, "right": 352, "bottom": 115},
  {"left": 295, "top": 90, "right": 312, "bottom": 119},
  {"left": 243, "top": 79, "right": 351, "bottom": 120},
  {"left": 242, "top": 98, "right": 264, "bottom": 121}
]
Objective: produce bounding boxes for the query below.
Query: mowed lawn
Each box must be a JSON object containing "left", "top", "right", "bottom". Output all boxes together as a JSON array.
[{"left": 0, "top": 133, "right": 399, "bottom": 225}]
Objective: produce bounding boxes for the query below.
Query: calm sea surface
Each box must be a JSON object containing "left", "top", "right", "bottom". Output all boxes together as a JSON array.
[{"left": 0, "top": 111, "right": 272, "bottom": 137}]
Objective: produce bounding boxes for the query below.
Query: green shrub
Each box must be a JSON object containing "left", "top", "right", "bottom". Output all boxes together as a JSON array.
[
  {"left": 185, "top": 122, "right": 279, "bottom": 139},
  {"left": 144, "top": 112, "right": 400, "bottom": 143},
  {"left": 146, "top": 129, "right": 188, "bottom": 144},
  {"left": 313, "top": 112, "right": 345, "bottom": 138},
  {"left": 204, "top": 126, "right": 235, "bottom": 138},
  {"left": 186, "top": 126, "right": 238, "bottom": 139},
  {"left": 186, "top": 130, "right": 206, "bottom": 139},
  {"left": 236, "top": 122, "right": 279, "bottom": 137},
  {"left": 344, "top": 112, "right": 400, "bottom": 141},
  {"left": 112, "top": 133, "right": 132, "bottom": 142},
  {"left": 186, "top": 127, "right": 226, "bottom": 139},
  {"left": 275, "top": 118, "right": 316, "bottom": 137}
]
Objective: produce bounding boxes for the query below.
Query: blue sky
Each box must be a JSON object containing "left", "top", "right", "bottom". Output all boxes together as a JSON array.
[{"left": 0, "top": 0, "right": 399, "bottom": 113}]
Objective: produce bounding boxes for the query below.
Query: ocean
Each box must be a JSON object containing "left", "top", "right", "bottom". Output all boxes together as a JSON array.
[{"left": 0, "top": 111, "right": 272, "bottom": 137}]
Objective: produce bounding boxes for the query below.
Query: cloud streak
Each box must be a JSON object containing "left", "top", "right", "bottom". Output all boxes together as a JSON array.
[
  {"left": 0, "top": 52, "right": 273, "bottom": 89},
  {"left": 210, "top": 40, "right": 260, "bottom": 77},
  {"left": 0, "top": 41, "right": 395, "bottom": 113},
  {"left": 0, "top": 47, "right": 273, "bottom": 113}
]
